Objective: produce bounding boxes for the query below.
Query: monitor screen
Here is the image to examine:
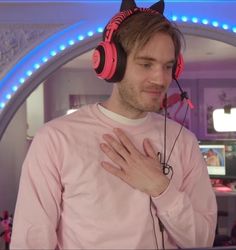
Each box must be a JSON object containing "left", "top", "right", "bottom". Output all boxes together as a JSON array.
[
  {"left": 199, "top": 145, "right": 225, "bottom": 176},
  {"left": 199, "top": 141, "right": 236, "bottom": 180}
]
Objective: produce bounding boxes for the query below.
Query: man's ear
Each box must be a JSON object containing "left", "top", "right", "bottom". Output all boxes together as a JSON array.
[
  {"left": 120, "top": 0, "right": 137, "bottom": 11},
  {"left": 150, "top": 0, "right": 165, "bottom": 14}
]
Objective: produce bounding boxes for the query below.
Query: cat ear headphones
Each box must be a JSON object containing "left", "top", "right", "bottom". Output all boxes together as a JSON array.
[
  {"left": 92, "top": 6, "right": 184, "bottom": 83},
  {"left": 92, "top": 0, "right": 193, "bottom": 109}
]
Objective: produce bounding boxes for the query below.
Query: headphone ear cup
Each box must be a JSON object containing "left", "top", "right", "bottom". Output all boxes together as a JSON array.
[
  {"left": 92, "top": 41, "right": 118, "bottom": 81},
  {"left": 107, "top": 41, "right": 127, "bottom": 82},
  {"left": 173, "top": 54, "right": 184, "bottom": 79},
  {"left": 92, "top": 41, "right": 127, "bottom": 82}
]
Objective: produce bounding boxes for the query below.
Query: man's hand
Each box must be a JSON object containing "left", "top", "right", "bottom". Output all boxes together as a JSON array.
[{"left": 100, "top": 128, "right": 169, "bottom": 197}]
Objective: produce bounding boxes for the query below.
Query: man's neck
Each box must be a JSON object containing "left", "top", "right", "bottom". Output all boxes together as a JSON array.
[
  {"left": 97, "top": 103, "right": 148, "bottom": 125},
  {"left": 101, "top": 99, "right": 147, "bottom": 120}
]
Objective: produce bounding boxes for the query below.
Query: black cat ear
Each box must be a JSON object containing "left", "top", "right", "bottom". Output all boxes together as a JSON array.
[
  {"left": 150, "top": 0, "right": 165, "bottom": 14},
  {"left": 120, "top": 0, "right": 137, "bottom": 11}
]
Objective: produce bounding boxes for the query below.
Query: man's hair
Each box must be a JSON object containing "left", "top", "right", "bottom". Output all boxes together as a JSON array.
[{"left": 113, "top": 12, "right": 184, "bottom": 60}]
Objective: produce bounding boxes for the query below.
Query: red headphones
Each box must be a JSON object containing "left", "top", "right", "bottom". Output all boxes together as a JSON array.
[{"left": 92, "top": 7, "right": 184, "bottom": 82}]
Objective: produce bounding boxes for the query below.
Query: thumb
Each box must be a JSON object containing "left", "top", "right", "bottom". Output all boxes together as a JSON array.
[{"left": 143, "top": 138, "right": 157, "bottom": 159}]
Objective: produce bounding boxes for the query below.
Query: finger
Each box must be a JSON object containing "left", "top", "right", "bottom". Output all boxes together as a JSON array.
[
  {"left": 101, "top": 161, "right": 126, "bottom": 179},
  {"left": 143, "top": 138, "right": 157, "bottom": 159},
  {"left": 102, "top": 134, "right": 130, "bottom": 159},
  {"left": 100, "top": 143, "right": 127, "bottom": 168},
  {"left": 113, "top": 128, "right": 139, "bottom": 155}
]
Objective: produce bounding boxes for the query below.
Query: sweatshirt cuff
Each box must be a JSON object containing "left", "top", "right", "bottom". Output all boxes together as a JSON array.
[{"left": 151, "top": 181, "right": 181, "bottom": 214}]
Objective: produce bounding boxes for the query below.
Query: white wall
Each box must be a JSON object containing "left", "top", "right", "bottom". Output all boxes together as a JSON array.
[
  {"left": 0, "top": 103, "right": 28, "bottom": 214},
  {"left": 26, "top": 84, "right": 44, "bottom": 138},
  {"left": 44, "top": 68, "right": 113, "bottom": 121}
]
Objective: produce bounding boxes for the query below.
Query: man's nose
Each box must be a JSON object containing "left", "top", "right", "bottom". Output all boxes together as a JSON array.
[{"left": 149, "top": 67, "right": 167, "bottom": 87}]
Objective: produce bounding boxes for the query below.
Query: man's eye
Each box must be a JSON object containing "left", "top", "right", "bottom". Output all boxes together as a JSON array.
[
  {"left": 141, "top": 63, "right": 151, "bottom": 68},
  {"left": 166, "top": 65, "right": 174, "bottom": 70}
]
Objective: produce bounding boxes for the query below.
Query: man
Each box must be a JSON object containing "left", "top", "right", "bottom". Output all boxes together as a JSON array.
[{"left": 11, "top": 0, "right": 217, "bottom": 249}]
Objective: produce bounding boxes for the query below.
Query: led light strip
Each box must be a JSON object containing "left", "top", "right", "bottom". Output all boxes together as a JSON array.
[
  {"left": 170, "top": 15, "right": 236, "bottom": 32},
  {"left": 0, "top": 16, "right": 235, "bottom": 112}
]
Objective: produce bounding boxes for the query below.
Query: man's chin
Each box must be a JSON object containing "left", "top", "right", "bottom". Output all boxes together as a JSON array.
[{"left": 140, "top": 103, "right": 161, "bottom": 112}]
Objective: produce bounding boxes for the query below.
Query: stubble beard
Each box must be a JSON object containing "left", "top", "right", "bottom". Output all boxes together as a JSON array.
[{"left": 117, "top": 81, "right": 162, "bottom": 114}]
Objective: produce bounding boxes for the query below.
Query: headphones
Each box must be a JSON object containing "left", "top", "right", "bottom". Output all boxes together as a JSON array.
[{"left": 92, "top": 7, "right": 184, "bottom": 83}]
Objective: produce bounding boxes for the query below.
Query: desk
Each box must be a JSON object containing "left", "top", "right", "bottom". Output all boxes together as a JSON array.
[{"left": 215, "top": 190, "right": 236, "bottom": 236}]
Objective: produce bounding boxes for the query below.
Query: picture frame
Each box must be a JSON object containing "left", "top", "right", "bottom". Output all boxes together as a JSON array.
[
  {"left": 198, "top": 81, "right": 236, "bottom": 140},
  {"left": 69, "top": 94, "right": 109, "bottom": 109}
]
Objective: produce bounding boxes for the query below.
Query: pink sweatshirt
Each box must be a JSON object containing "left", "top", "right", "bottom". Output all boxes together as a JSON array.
[{"left": 11, "top": 103, "right": 217, "bottom": 249}]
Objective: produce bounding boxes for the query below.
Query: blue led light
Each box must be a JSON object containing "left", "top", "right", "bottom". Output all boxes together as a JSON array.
[
  {"left": 6, "top": 94, "right": 11, "bottom": 100},
  {"left": 34, "top": 63, "right": 40, "bottom": 69},
  {"left": 50, "top": 50, "right": 57, "bottom": 56},
  {"left": 181, "top": 16, "right": 188, "bottom": 22},
  {"left": 68, "top": 39, "right": 75, "bottom": 45},
  {"left": 87, "top": 31, "right": 94, "bottom": 37},
  {"left": 12, "top": 86, "right": 18, "bottom": 92},
  {"left": 212, "top": 21, "right": 219, "bottom": 27},
  {"left": 59, "top": 45, "right": 66, "bottom": 51},
  {"left": 233, "top": 27, "right": 236, "bottom": 33},
  {"left": 171, "top": 15, "right": 178, "bottom": 21},
  {"left": 78, "top": 35, "right": 84, "bottom": 41},
  {"left": 26, "top": 70, "right": 33, "bottom": 76},
  {"left": 202, "top": 19, "right": 209, "bottom": 25},
  {"left": 0, "top": 102, "right": 5, "bottom": 109},
  {"left": 97, "top": 27, "right": 103, "bottom": 33},
  {"left": 19, "top": 78, "right": 25, "bottom": 84},
  {"left": 191, "top": 17, "right": 198, "bottom": 23},
  {"left": 222, "top": 24, "right": 229, "bottom": 30},
  {"left": 42, "top": 57, "right": 48, "bottom": 63}
]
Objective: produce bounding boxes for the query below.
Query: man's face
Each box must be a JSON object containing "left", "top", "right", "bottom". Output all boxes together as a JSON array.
[{"left": 117, "top": 32, "right": 175, "bottom": 115}]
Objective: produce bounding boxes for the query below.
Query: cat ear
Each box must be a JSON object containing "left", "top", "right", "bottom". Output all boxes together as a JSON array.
[
  {"left": 149, "top": 0, "right": 165, "bottom": 14},
  {"left": 120, "top": 0, "right": 137, "bottom": 11}
]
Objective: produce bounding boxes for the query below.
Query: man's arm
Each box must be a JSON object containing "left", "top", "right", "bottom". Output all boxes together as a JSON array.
[
  {"left": 151, "top": 145, "right": 217, "bottom": 247},
  {"left": 100, "top": 128, "right": 217, "bottom": 248},
  {"left": 11, "top": 126, "right": 62, "bottom": 249}
]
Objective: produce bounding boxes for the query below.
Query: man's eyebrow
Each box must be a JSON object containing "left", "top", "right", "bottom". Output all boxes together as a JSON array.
[
  {"left": 134, "top": 56, "right": 175, "bottom": 64},
  {"left": 135, "top": 56, "right": 156, "bottom": 62}
]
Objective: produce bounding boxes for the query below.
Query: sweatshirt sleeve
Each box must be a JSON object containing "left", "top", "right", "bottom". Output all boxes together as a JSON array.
[
  {"left": 152, "top": 134, "right": 217, "bottom": 248},
  {"left": 10, "top": 126, "right": 62, "bottom": 249}
]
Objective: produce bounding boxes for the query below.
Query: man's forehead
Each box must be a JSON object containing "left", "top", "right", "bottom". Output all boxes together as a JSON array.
[{"left": 133, "top": 47, "right": 175, "bottom": 62}]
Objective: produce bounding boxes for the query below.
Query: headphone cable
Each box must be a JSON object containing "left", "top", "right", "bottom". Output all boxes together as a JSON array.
[
  {"left": 166, "top": 104, "right": 189, "bottom": 166},
  {"left": 150, "top": 92, "right": 189, "bottom": 250}
]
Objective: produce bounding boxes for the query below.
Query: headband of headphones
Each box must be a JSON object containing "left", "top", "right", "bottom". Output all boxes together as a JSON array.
[
  {"left": 92, "top": 0, "right": 183, "bottom": 82},
  {"left": 104, "top": 0, "right": 165, "bottom": 42}
]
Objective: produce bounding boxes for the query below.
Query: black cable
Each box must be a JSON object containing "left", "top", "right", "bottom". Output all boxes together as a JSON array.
[
  {"left": 160, "top": 98, "right": 167, "bottom": 249},
  {"left": 166, "top": 104, "right": 189, "bottom": 166},
  {"left": 150, "top": 196, "right": 165, "bottom": 250},
  {"left": 163, "top": 94, "right": 167, "bottom": 169},
  {"left": 158, "top": 218, "right": 165, "bottom": 250},
  {"left": 149, "top": 196, "right": 159, "bottom": 249},
  {"left": 151, "top": 89, "right": 190, "bottom": 250}
]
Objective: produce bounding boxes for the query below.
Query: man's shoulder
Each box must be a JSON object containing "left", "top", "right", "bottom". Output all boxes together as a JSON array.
[
  {"left": 150, "top": 112, "right": 196, "bottom": 140},
  {"left": 50, "top": 104, "right": 93, "bottom": 123},
  {"left": 37, "top": 104, "right": 95, "bottom": 135}
]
